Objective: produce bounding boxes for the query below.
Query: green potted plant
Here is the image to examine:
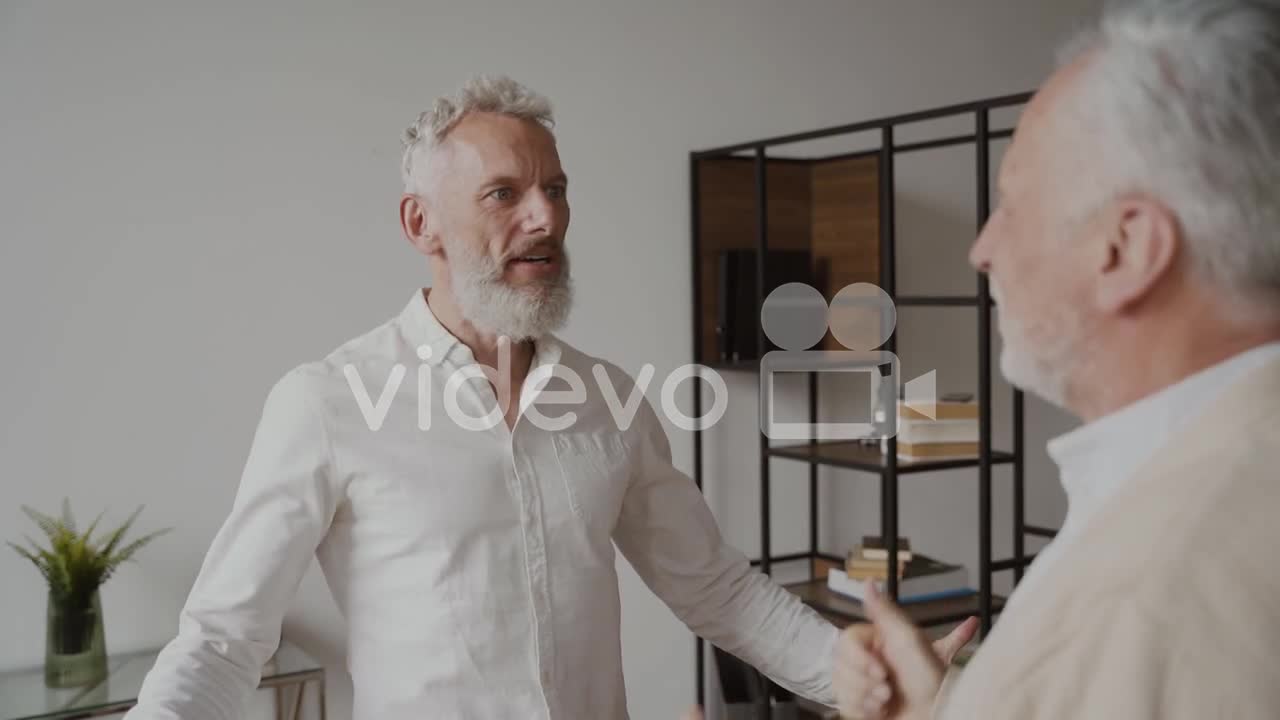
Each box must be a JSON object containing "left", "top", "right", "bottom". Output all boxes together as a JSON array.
[{"left": 8, "top": 500, "right": 170, "bottom": 687}]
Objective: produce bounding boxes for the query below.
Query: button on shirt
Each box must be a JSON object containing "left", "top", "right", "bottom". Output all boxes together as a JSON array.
[{"left": 128, "top": 289, "right": 838, "bottom": 719}]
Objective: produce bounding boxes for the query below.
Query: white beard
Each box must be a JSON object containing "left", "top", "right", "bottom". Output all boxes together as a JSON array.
[
  {"left": 445, "top": 237, "right": 574, "bottom": 342},
  {"left": 992, "top": 280, "right": 1078, "bottom": 409}
]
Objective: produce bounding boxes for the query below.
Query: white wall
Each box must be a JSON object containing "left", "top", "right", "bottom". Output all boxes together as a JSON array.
[{"left": 0, "top": 1, "right": 1094, "bottom": 718}]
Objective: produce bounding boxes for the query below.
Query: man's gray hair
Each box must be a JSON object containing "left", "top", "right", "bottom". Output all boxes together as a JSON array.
[
  {"left": 1060, "top": 0, "right": 1280, "bottom": 307},
  {"left": 400, "top": 75, "right": 554, "bottom": 195}
]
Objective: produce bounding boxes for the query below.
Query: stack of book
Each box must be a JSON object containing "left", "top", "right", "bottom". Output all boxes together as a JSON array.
[
  {"left": 889, "top": 400, "right": 980, "bottom": 460},
  {"left": 844, "top": 536, "right": 912, "bottom": 581},
  {"left": 828, "top": 536, "right": 974, "bottom": 604}
]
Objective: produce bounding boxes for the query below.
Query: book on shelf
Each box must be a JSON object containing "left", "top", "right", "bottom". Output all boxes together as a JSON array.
[
  {"left": 881, "top": 408, "right": 985, "bottom": 458},
  {"left": 896, "top": 419, "right": 979, "bottom": 445},
  {"left": 860, "top": 548, "right": 912, "bottom": 561},
  {"left": 847, "top": 566, "right": 905, "bottom": 580},
  {"left": 859, "top": 536, "right": 911, "bottom": 557},
  {"left": 899, "top": 400, "right": 979, "bottom": 422},
  {"left": 846, "top": 555, "right": 908, "bottom": 572},
  {"left": 827, "top": 553, "right": 973, "bottom": 604},
  {"left": 847, "top": 537, "right": 913, "bottom": 575},
  {"left": 846, "top": 555, "right": 907, "bottom": 579}
]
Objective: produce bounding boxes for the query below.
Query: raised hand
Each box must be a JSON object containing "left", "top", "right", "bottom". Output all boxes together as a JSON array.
[{"left": 833, "top": 583, "right": 978, "bottom": 719}]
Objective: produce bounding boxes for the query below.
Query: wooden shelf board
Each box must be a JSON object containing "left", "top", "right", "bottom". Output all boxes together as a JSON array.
[
  {"left": 767, "top": 441, "right": 1016, "bottom": 474},
  {"left": 784, "top": 578, "right": 1005, "bottom": 628}
]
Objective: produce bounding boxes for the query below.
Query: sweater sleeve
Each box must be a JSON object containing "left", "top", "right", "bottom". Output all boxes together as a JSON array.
[{"left": 951, "top": 595, "right": 1278, "bottom": 720}]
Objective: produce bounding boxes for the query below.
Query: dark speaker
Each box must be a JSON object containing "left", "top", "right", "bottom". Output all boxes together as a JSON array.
[{"left": 716, "top": 249, "right": 814, "bottom": 362}]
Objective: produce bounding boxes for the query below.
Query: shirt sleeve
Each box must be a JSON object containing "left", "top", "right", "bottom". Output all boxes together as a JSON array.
[
  {"left": 127, "top": 369, "right": 342, "bottom": 720},
  {"left": 611, "top": 398, "right": 839, "bottom": 705}
]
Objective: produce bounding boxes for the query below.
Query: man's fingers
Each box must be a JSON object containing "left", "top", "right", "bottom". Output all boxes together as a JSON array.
[
  {"left": 836, "top": 624, "right": 888, "bottom": 680},
  {"left": 833, "top": 624, "right": 894, "bottom": 719},
  {"left": 932, "top": 616, "right": 979, "bottom": 664},
  {"left": 862, "top": 581, "right": 945, "bottom": 701},
  {"left": 863, "top": 688, "right": 891, "bottom": 720},
  {"left": 862, "top": 581, "right": 921, "bottom": 647}
]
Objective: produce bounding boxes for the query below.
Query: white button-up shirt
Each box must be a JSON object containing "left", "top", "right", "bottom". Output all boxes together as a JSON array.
[{"left": 128, "top": 289, "right": 837, "bottom": 720}]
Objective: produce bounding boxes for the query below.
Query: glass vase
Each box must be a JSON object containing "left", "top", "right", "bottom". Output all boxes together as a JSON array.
[{"left": 45, "top": 589, "right": 107, "bottom": 688}]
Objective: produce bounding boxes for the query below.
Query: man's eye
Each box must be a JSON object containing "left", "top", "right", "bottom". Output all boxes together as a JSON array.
[
  {"left": 489, "top": 188, "right": 514, "bottom": 201},
  {"left": 547, "top": 185, "right": 567, "bottom": 200}
]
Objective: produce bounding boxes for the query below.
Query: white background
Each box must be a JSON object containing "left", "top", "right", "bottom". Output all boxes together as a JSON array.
[{"left": 1, "top": 2, "right": 1093, "bottom": 717}]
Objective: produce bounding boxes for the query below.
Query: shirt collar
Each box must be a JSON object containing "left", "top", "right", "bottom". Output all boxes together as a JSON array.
[
  {"left": 1047, "top": 341, "right": 1280, "bottom": 511},
  {"left": 399, "top": 288, "right": 459, "bottom": 366},
  {"left": 397, "top": 287, "right": 565, "bottom": 372}
]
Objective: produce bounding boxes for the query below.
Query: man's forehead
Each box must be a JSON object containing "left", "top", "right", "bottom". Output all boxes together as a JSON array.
[{"left": 1002, "top": 51, "right": 1095, "bottom": 183}]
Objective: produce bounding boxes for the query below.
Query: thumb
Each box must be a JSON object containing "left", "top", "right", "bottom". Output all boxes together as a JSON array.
[
  {"left": 863, "top": 581, "right": 943, "bottom": 698},
  {"left": 933, "top": 616, "right": 979, "bottom": 664},
  {"left": 862, "top": 580, "right": 921, "bottom": 647}
]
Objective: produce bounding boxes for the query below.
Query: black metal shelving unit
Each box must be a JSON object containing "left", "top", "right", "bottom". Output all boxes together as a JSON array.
[{"left": 689, "top": 92, "right": 1058, "bottom": 715}]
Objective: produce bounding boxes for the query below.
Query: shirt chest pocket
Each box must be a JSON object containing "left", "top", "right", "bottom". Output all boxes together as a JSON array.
[{"left": 552, "top": 432, "right": 631, "bottom": 531}]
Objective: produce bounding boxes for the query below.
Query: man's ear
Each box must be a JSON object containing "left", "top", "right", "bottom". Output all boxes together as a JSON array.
[
  {"left": 400, "top": 194, "right": 443, "bottom": 256},
  {"left": 1093, "top": 194, "right": 1181, "bottom": 313}
]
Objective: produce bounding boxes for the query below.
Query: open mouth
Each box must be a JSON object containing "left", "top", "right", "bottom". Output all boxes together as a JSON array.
[{"left": 511, "top": 255, "right": 553, "bottom": 265}]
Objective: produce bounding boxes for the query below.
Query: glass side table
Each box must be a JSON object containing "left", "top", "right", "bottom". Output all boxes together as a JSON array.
[{"left": 0, "top": 640, "right": 326, "bottom": 720}]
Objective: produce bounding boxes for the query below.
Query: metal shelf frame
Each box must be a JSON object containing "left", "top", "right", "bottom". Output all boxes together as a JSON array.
[{"left": 689, "top": 91, "right": 1056, "bottom": 714}]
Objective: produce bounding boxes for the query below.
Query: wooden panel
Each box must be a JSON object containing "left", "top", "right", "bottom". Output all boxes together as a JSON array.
[
  {"left": 811, "top": 155, "right": 881, "bottom": 350},
  {"left": 696, "top": 157, "right": 811, "bottom": 361}
]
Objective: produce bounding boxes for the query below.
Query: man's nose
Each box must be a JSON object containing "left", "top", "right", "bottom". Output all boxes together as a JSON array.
[
  {"left": 520, "top": 190, "right": 556, "bottom": 236},
  {"left": 969, "top": 220, "right": 994, "bottom": 272}
]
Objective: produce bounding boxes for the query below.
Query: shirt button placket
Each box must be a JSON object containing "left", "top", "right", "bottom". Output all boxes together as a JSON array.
[{"left": 514, "top": 437, "right": 556, "bottom": 717}]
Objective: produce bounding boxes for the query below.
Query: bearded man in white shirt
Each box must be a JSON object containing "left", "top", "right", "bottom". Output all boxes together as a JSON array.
[
  {"left": 831, "top": 1, "right": 1280, "bottom": 718},
  {"left": 129, "top": 75, "right": 982, "bottom": 720}
]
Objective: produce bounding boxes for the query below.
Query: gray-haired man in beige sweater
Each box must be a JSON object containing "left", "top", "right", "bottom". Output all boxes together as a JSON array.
[{"left": 834, "top": 0, "right": 1280, "bottom": 718}]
